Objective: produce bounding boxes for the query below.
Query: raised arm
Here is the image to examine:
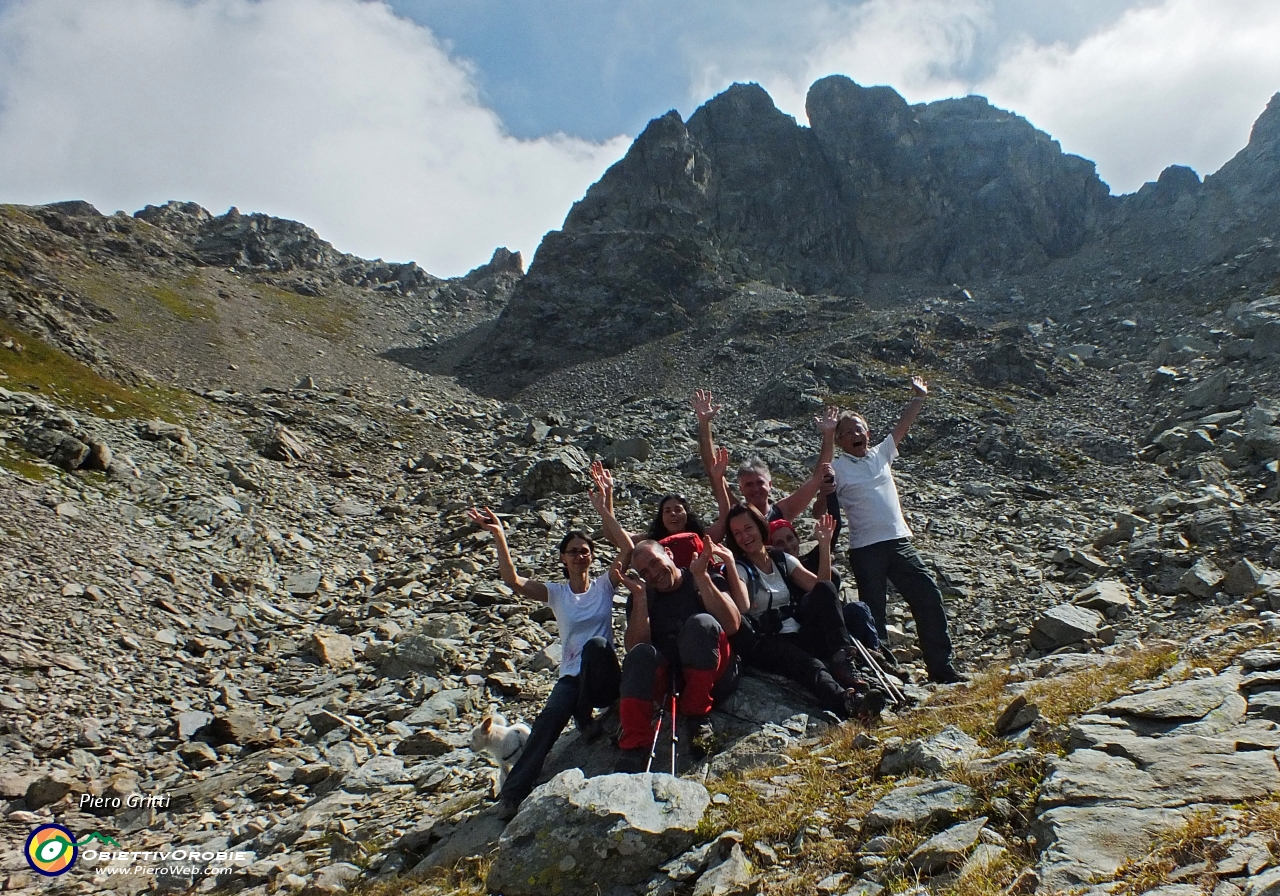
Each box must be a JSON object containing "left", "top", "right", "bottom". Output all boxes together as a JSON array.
[
  {"left": 465, "top": 507, "right": 549, "bottom": 603},
  {"left": 813, "top": 513, "right": 835, "bottom": 583},
  {"left": 709, "top": 541, "right": 748, "bottom": 613},
  {"left": 692, "top": 389, "right": 721, "bottom": 477},
  {"left": 815, "top": 405, "right": 837, "bottom": 467},
  {"left": 773, "top": 461, "right": 832, "bottom": 523},
  {"left": 890, "top": 376, "right": 928, "bottom": 446},
  {"left": 619, "top": 571, "right": 651, "bottom": 652},
  {"left": 590, "top": 461, "right": 634, "bottom": 555},
  {"left": 820, "top": 477, "right": 843, "bottom": 545},
  {"left": 690, "top": 540, "right": 741, "bottom": 636},
  {"left": 705, "top": 445, "right": 733, "bottom": 544}
]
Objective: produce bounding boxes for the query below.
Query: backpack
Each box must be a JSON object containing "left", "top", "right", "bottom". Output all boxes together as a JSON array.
[
  {"left": 739, "top": 548, "right": 806, "bottom": 635},
  {"left": 659, "top": 532, "right": 705, "bottom": 570}
]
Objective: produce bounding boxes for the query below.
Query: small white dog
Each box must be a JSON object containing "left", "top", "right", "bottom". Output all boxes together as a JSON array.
[{"left": 469, "top": 712, "right": 530, "bottom": 796}]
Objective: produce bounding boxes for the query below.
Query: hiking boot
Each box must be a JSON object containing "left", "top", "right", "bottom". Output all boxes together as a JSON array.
[
  {"left": 843, "top": 687, "right": 887, "bottom": 723},
  {"left": 614, "top": 747, "right": 651, "bottom": 774},
  {"left": 828, "top": 648, "right": 867, "bottom": 691},
  {"left": 576, "top": 715, "right": 606, "bottom": 744},
  {"left": 929, "top": 666, "right": 968, "bottom": 685},
  {"left": 496, "top": 797, "right": 521, "bottom": 821},
  {"left": 875, "top": 644, "right": 900, "bottom": 671},
  {"left": 684, "top": 714, "right": 716, "bottom": 758}
]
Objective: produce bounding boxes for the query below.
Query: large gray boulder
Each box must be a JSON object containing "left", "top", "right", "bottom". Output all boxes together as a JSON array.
[
  {"left": 1029, "top": 604, "right": 1102, "bottom": 651},
  {"left": 521, "top": 447, "right": 591, "bottom": 498},
  {"left": 878, "top": 726, "right": 982, "bottom": 776},
  {"left": 863, "top": 780, "right": 975, "bottom": 832},
  {"left": 487, "top": 770, "right": 710, "bottom": 896}
]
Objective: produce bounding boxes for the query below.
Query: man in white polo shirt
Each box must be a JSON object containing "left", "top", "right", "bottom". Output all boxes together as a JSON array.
[{"left": 827, "top": 376, "right": 963, "bottom": 685}]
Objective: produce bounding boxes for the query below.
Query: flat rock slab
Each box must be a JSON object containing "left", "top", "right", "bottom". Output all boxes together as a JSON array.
[
  {"left": 863, "top": 780, "right": 975, "bottom": 832},
  {"left": 1030, "top": 604, "right": 1102, "bottom": 651},
  {"left": 1033, "top": 805, "right": 1192, "bottom": 893},
  {"left": 1247, "top": 690, "right": 1280, "bottom": 721},
  {"left": 488, "top": 770, "right": 709, "bottom": 896},
  {"left": 908, "top": 816, "right": 987, "bottom": 875},
  {"left": 1102, "top": 671, "right": 1242, "bottom": 721},
  {"left": 1038, "top": 731, "right": 1280, "bottom": 809},
  {"left": 1238, "top": 648, "right": 1280, "bottom": 672},
  {"left": 880, "top": 726, "right": 982, "bottom": 776},
  {"left": 1072, "top": 580, "right": 1132, "bottom": 617}
]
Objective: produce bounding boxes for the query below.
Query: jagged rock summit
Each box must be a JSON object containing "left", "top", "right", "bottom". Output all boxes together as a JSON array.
[{"left": 467, "top": 77, "right": 1280, "bottom": 389}]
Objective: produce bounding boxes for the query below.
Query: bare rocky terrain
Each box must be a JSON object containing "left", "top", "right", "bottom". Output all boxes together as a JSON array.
[{"left": 1, "top": 78, "right": 1280, "bottom": 896}]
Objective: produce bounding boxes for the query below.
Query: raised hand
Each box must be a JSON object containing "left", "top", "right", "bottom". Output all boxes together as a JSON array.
[
  {"left": 910, "top": 376, "right": 929, "bottom": 398},
  {"left": 692, "top": 389, "right": 721, "bottom": 423},
  {"left": 708, "top": 444, "right": 731, "bottom": 481},
  {"left": 708, "top": 541, "right": 735, "bottom": 567},
  {"left": 814, "top": 513, "right": 836, "bottom": 545},
  {"left": 689, "top": 538, "right": 714, "bottom": 576},
  {"left": 815, "top": 405, "right": 839, "bottom": 434},
  {"left": 466, "top": 506, "right": 504, "bottom": 537},
  {"left": 617, "top": 561, "right": 647, "bottom": 598},
  {"left": 589, "top": 460, "right": 614, "bottom": 514}
]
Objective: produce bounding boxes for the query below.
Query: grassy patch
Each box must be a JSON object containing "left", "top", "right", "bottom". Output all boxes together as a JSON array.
[
  {"left": 0, "top": 318, "right": 189, "bottom": 420},
  {"left": 354, "top": 857, "right": 489, "bottom": 896},
  {"left": 253, "top": 282, "right": 356, "bottom": 340},
  {"left": 1109, "top": 809, "right": 1228, "bottom": 895},
  {"left": 0, "top": 445, "right": 55, "bottom": 481},
  {"left": 149, "top": 283, "right": 215, "bottom": 322}
]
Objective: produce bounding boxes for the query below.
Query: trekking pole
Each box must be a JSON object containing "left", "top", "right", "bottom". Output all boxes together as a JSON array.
[
  {"left": 668, "top": 690, "right": 679, "bottom": 776},
  {"left": 850, "top": 638, "right": 908, "bottom": 707},
  {"left": 644, "top": 694, "right": 667, "bottom": 773}
]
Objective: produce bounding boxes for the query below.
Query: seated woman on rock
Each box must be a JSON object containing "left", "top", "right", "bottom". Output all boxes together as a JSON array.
[
  {"left": 723, "top": 504, "right": 885, "bottom": 721},
  {"left": 465, "top": 506, "right": 622, "bottom": 818},
  {"left": 767, "top": 513, "right": 887, "bottom": 667},
  {"left": 590, "top": 460, "right": 723, "bottom": 568}
]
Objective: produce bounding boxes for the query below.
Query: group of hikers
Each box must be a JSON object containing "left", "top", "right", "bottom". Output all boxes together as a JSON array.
[{"left": 466, "top": 377, "right": 964, "bottom": 818}]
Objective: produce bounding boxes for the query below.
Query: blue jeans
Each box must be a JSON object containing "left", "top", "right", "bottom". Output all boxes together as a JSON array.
[
  {"left": 500, "top": 637, "right": 619, "bottom": 803},
  {"left": 847, "top": 539, "right": 953, "bottom": 676}
]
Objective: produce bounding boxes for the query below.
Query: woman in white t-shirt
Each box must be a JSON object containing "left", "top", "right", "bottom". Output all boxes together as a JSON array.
[
  {"left": 466, "top": 507, "right": 621, "bottom": 817},
  {"left": 723, "top": 504, "right": 884, "bottom": 721}
]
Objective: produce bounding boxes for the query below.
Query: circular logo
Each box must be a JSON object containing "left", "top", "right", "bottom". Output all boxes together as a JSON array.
[{"left": 25, "top": 824, "right": 77, "bottom": 876}]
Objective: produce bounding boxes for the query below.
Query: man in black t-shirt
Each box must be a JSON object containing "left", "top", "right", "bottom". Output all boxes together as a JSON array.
[{"left": 615, "top": 539, "right": 743, "bottom": 769}]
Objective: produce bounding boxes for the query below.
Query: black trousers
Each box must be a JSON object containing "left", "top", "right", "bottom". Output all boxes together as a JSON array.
[
  {"left": 732, "top": 581, "right": 851, "bottom": 717},
  {"left": 500, "top": 636, "right": 619, "bottom": 803},
  {"left": 847, "top": 538, "right": 953, "bottom": 675}
]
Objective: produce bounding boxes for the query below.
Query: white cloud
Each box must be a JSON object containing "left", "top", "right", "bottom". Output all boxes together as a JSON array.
[
  {"left": 0, "top": 0, "right": 630, "bottom": 275},
  {"left": 691, "top": 0, "right": 994, "bottom": 123},
  {"left": 692, "top": 0, "right": 1280, "bottom": 195},
  {"left": 982, "top": 0, "right": 1280, "bottom": 192}
]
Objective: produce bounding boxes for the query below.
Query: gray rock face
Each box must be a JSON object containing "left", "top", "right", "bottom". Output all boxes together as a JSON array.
[
  {"left": 471, "top": 76, "right": 1110, "bottom": 384},
  {"left": 908, "top": 816, "right": 988, "bottom": 875},
  {"left": 1034, "top": 659, "right": 1280, "bottom": 892},
  {"left": 1072, "top": 580, "right": 1133, "bottom": 618},
  {"left": 487, "top": 770, "right": 709, "bottom": 896},
  {"left": 863, "top": 780, "right": 976, "bottom": 832},
  {"left": 1030, "top": 604, "right": 1102, "bottom": 651},
  {"left": 521, "top": 447, "right": 591, "bottom": 497},
  {"left": 879, "top": 726, "right": 981, "bottom": 776}
]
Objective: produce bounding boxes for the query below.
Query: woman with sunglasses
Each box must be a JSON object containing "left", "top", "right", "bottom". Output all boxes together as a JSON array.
[{"left": 465, "top": 507, "right": 622, "bottom": 817}]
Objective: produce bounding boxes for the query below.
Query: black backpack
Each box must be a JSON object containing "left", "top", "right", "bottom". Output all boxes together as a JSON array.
[{"left": 739, "top": 548, "right": 806, "bottom": 635}]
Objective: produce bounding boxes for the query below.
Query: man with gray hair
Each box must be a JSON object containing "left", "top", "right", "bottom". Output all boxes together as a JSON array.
[{"left": 693, "top": 390, "right": 833, "bottom": 541}]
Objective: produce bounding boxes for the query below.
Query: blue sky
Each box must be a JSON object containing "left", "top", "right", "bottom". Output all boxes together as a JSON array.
[{"left": 0, "top": 0, "right": 1277, "bottom": 275}]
